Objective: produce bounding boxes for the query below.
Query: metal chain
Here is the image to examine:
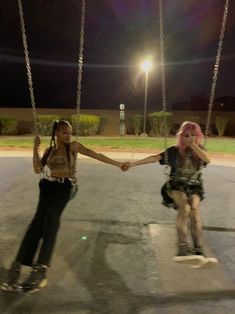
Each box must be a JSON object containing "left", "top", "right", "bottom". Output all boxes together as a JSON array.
[
  {"left": 75, "top": 0, "right": 86, "bottom": 137},
  {"left": 204, "top": 0, "right": 229, "bottom": 143},
  {"left": 18, "top": 0, "right": 38, "bottom": 135},
  {"left": 73, "top": 0, "right": 86, "bottom": 182},
  {"left": 159, "top": 0, "right": 170, "bottom": 176},
  {"left": 158, "top": 0, "right": 229, "bottom": 175},
  {"left": 159, "top": 0, "right": 167, "bottom": 113}
]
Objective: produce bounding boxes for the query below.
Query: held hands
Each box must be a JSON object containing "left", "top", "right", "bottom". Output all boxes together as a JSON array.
[
  {"left": 120, "top": 162, "right": 132, "bottom": 171},
  {"left": 114, "top": 161, "right": 132, "bottom": 171}
]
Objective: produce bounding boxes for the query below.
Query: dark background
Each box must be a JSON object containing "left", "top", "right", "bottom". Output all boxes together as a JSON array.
[{"left": 1, "top": 0, "right": 235, "bottom": 110}]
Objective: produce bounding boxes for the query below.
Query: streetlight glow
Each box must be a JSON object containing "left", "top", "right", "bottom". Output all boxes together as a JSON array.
[
  {"left": 140, "top": 56, "right": 153, "bottom": 137},
  {"left": 141, "top": 59, "right": 152, "bottom": 72}
]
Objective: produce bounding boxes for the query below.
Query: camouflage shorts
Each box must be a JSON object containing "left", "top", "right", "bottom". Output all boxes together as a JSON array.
[{"left": 161, "top": 180, "right": 205, "bottom": 210}]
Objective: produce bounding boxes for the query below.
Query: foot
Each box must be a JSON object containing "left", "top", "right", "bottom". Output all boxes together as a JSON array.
[
  {"left": 21, "top": 263, "right": 48, "bottom": 293},
  {"left": 173, "top": 242, "right": 204, "bottom": 264},
  {"left": 194, "top": 247, "right": 205, "bottom": 256},
  {"left": 191, "top": 257, "right": 219, "bottom": 269},
  {"left": 1, "top": 261, "right": 22, "bottom": 292}
]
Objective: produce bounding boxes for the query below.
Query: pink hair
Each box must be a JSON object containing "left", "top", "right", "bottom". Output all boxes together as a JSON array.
[{"left": 176, "top": 121, "right": 204, "bottom": 160}]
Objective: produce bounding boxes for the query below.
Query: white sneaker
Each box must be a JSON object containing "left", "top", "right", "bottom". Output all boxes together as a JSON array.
[
  {"left": 173, "top": 254, "right": 205, "bottom": 264},
  {"left": 191, "top": 257, "right": 218, "bottom": 269}
]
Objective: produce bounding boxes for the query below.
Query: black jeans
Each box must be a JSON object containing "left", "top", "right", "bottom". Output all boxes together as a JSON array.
[{"left": 15, "top": 178, "right": 71, "bottom": 267}]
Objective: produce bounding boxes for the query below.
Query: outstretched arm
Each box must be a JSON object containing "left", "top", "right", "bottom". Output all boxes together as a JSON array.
[
  {"left": 122, "top": 154, "right": 161, "bottom": 171},
  {"left": 74, "top": 141, "right": 123, "bottom": 168}
]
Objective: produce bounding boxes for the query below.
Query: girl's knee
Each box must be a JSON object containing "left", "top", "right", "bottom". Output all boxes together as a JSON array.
[
  {"left": 178, "top": 204, "right": 191, "bottom": 218},
  {"left": 191, "top": 206, "right": 201, "bottom": 217},
  {"left": 190, "top": 208, "right": 202, "bottom": 224}
]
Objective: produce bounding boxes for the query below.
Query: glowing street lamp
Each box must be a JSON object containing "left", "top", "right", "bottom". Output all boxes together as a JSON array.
[
  {"left": 141, "top": 60, "right": 152, "bottom": 72},
  {"left": 140, "top": 58, "right": 153, "bottom": 136}
]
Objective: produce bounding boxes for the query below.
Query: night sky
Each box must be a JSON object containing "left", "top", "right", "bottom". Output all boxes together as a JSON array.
[{"left": 1, "top": 0, "right": 235, "bottom": 110}]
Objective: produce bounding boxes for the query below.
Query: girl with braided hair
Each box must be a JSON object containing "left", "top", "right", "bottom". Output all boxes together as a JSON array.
[{"left": 2, "top": 120, "right": 124, "bottom": 292}]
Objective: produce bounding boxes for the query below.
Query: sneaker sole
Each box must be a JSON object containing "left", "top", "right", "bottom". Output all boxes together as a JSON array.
[
  {"left": 0, "top": 282, "right": 22, "bottom": 292},
  {"left": 191, "top": 257, "right": 219, "bottom": 269},
  {"left": 23, "top": 278, "right": 48, "bottom": 294},
  {"left": 173, "top": 255, "right": 205, "bottom": 265}
]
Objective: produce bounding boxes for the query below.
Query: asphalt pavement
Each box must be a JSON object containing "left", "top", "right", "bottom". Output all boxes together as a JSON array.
[{"left": 0, "top": 151, "right": 235, "bottom": 314}]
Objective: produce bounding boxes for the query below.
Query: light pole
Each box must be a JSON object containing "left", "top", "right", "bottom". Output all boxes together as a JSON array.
[
  {"left": 119, "top": 103, "right": 125, "bottom": 136},
  {"left": 140, "top": 58, "right": 152, "bottom": 136}
]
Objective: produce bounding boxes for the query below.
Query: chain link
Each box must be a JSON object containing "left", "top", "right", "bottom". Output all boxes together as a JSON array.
[
  {"left": 158, "top": 0, "right": 229, "bottom": 174},
  {"left": 18, "top": 0, "right": 87, "bottom": 135},
  {"left": 75, "top": 0, "right": 86, "bottom": 136},
  {"left": 73, "top": 0, "right": 86, "bottom": 180},
  {"left": 18, "top": 0, "right": 87, "bottom": 179},
  {"left": 204, "top": 0, "right": 229, "bottom": 143},
  {"left": 159, "top": 0, "right": 167, "bottom": 113},
  {"left": 18, "top": 0, "right": 38, "bottom": 135},
  {"left": 159, "top": 0, "right": 170, "bottom": 176}
]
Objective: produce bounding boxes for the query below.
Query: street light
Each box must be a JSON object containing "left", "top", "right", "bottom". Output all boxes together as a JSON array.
[
  {"left": 140, "top": 58, "right": 153, "bottom": 136},
  {"left": 119, "top": 103, "right": 125, "bottom": 136}
]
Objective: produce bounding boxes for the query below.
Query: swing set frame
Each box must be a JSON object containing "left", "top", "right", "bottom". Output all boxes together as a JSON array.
[{"left": 18, "top": 0, "right": 230, "bottom": 171}]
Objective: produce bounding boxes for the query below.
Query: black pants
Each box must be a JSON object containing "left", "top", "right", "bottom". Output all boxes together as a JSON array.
[{"left": 15, "top": 178, "right": 71, "bottom": 267}]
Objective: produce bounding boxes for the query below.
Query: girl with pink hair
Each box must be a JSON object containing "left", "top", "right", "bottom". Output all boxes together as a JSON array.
[{"left": 123, "top": 121, "right": 213, "bottom": 264}]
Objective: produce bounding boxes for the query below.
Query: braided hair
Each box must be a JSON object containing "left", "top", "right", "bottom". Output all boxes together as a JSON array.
[{"left": 41, "top": 120, "right": 72, "bottom": 167}]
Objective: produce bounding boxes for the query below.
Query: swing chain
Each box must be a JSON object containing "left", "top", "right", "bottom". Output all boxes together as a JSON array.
[
  {"left": 18, "top": 0, "right": 49, "bottom": 175},
  {"left": 18, "top": 1, "right": 87, "bottom": 179},
  {"left": 75, "top": 0, "right": 86, "bottom": 136},
  {"left": 72, "top": 0, "right": 86, "bottom": 182},
  {"left": 18, "top": 0, "right": 38, "bottom": 135},
  {"left": 158, "top": 0, "right": 229, "bottom": 175},
  {"left": 204, "top": 0, "right": 229, "bottom": 142},
  {"left": 159, "top": 0, "right": 167, "bottom": 113},
  {"left": 159, "top": 0, "right": 170, "bottom": 176}
]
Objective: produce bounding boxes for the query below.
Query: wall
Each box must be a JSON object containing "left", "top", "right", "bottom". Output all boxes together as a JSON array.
[{"left": 0, "top": 108, "right": 235, "bottom": 135}]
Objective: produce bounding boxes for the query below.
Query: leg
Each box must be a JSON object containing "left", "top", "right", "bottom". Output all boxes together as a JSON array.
[
  {"left": 189, "top": 195, "right": 219, "bottom": 268},
  {"left": 168, "top": 190, "right": 204, "bottom": 263},
  {"left": 15, "top": 180, "right": 53, "bottom": 266},
  {"left": 168, "top": 190, "right": 191, "bottom": 244},
  {"left": 21, "top": 182, "right": 70, "bottom": 292},
  {"left": 36, "top": 181, "right": 71, "bottom": 266},
  {"left": 2, "top": 180, "right": 53, "bottom": 290},
  {"left": 190, "top": 195, "right": 204, "bottom": 252}
]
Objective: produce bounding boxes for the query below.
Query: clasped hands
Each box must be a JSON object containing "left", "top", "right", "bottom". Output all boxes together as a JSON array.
[{"left": 119, "top": 162, "right": 132, "bottom": 172}]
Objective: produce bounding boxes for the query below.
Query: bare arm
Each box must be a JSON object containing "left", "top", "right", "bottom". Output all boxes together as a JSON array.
[
  {"left": 190, "top": 142, "right": 211, "bottom": 164},
  {"left": 73, "top": 141, "right": 122, "bottom": 168},
  {"left": 129, "top": 154, "right": 161, "bottom": 168}
]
